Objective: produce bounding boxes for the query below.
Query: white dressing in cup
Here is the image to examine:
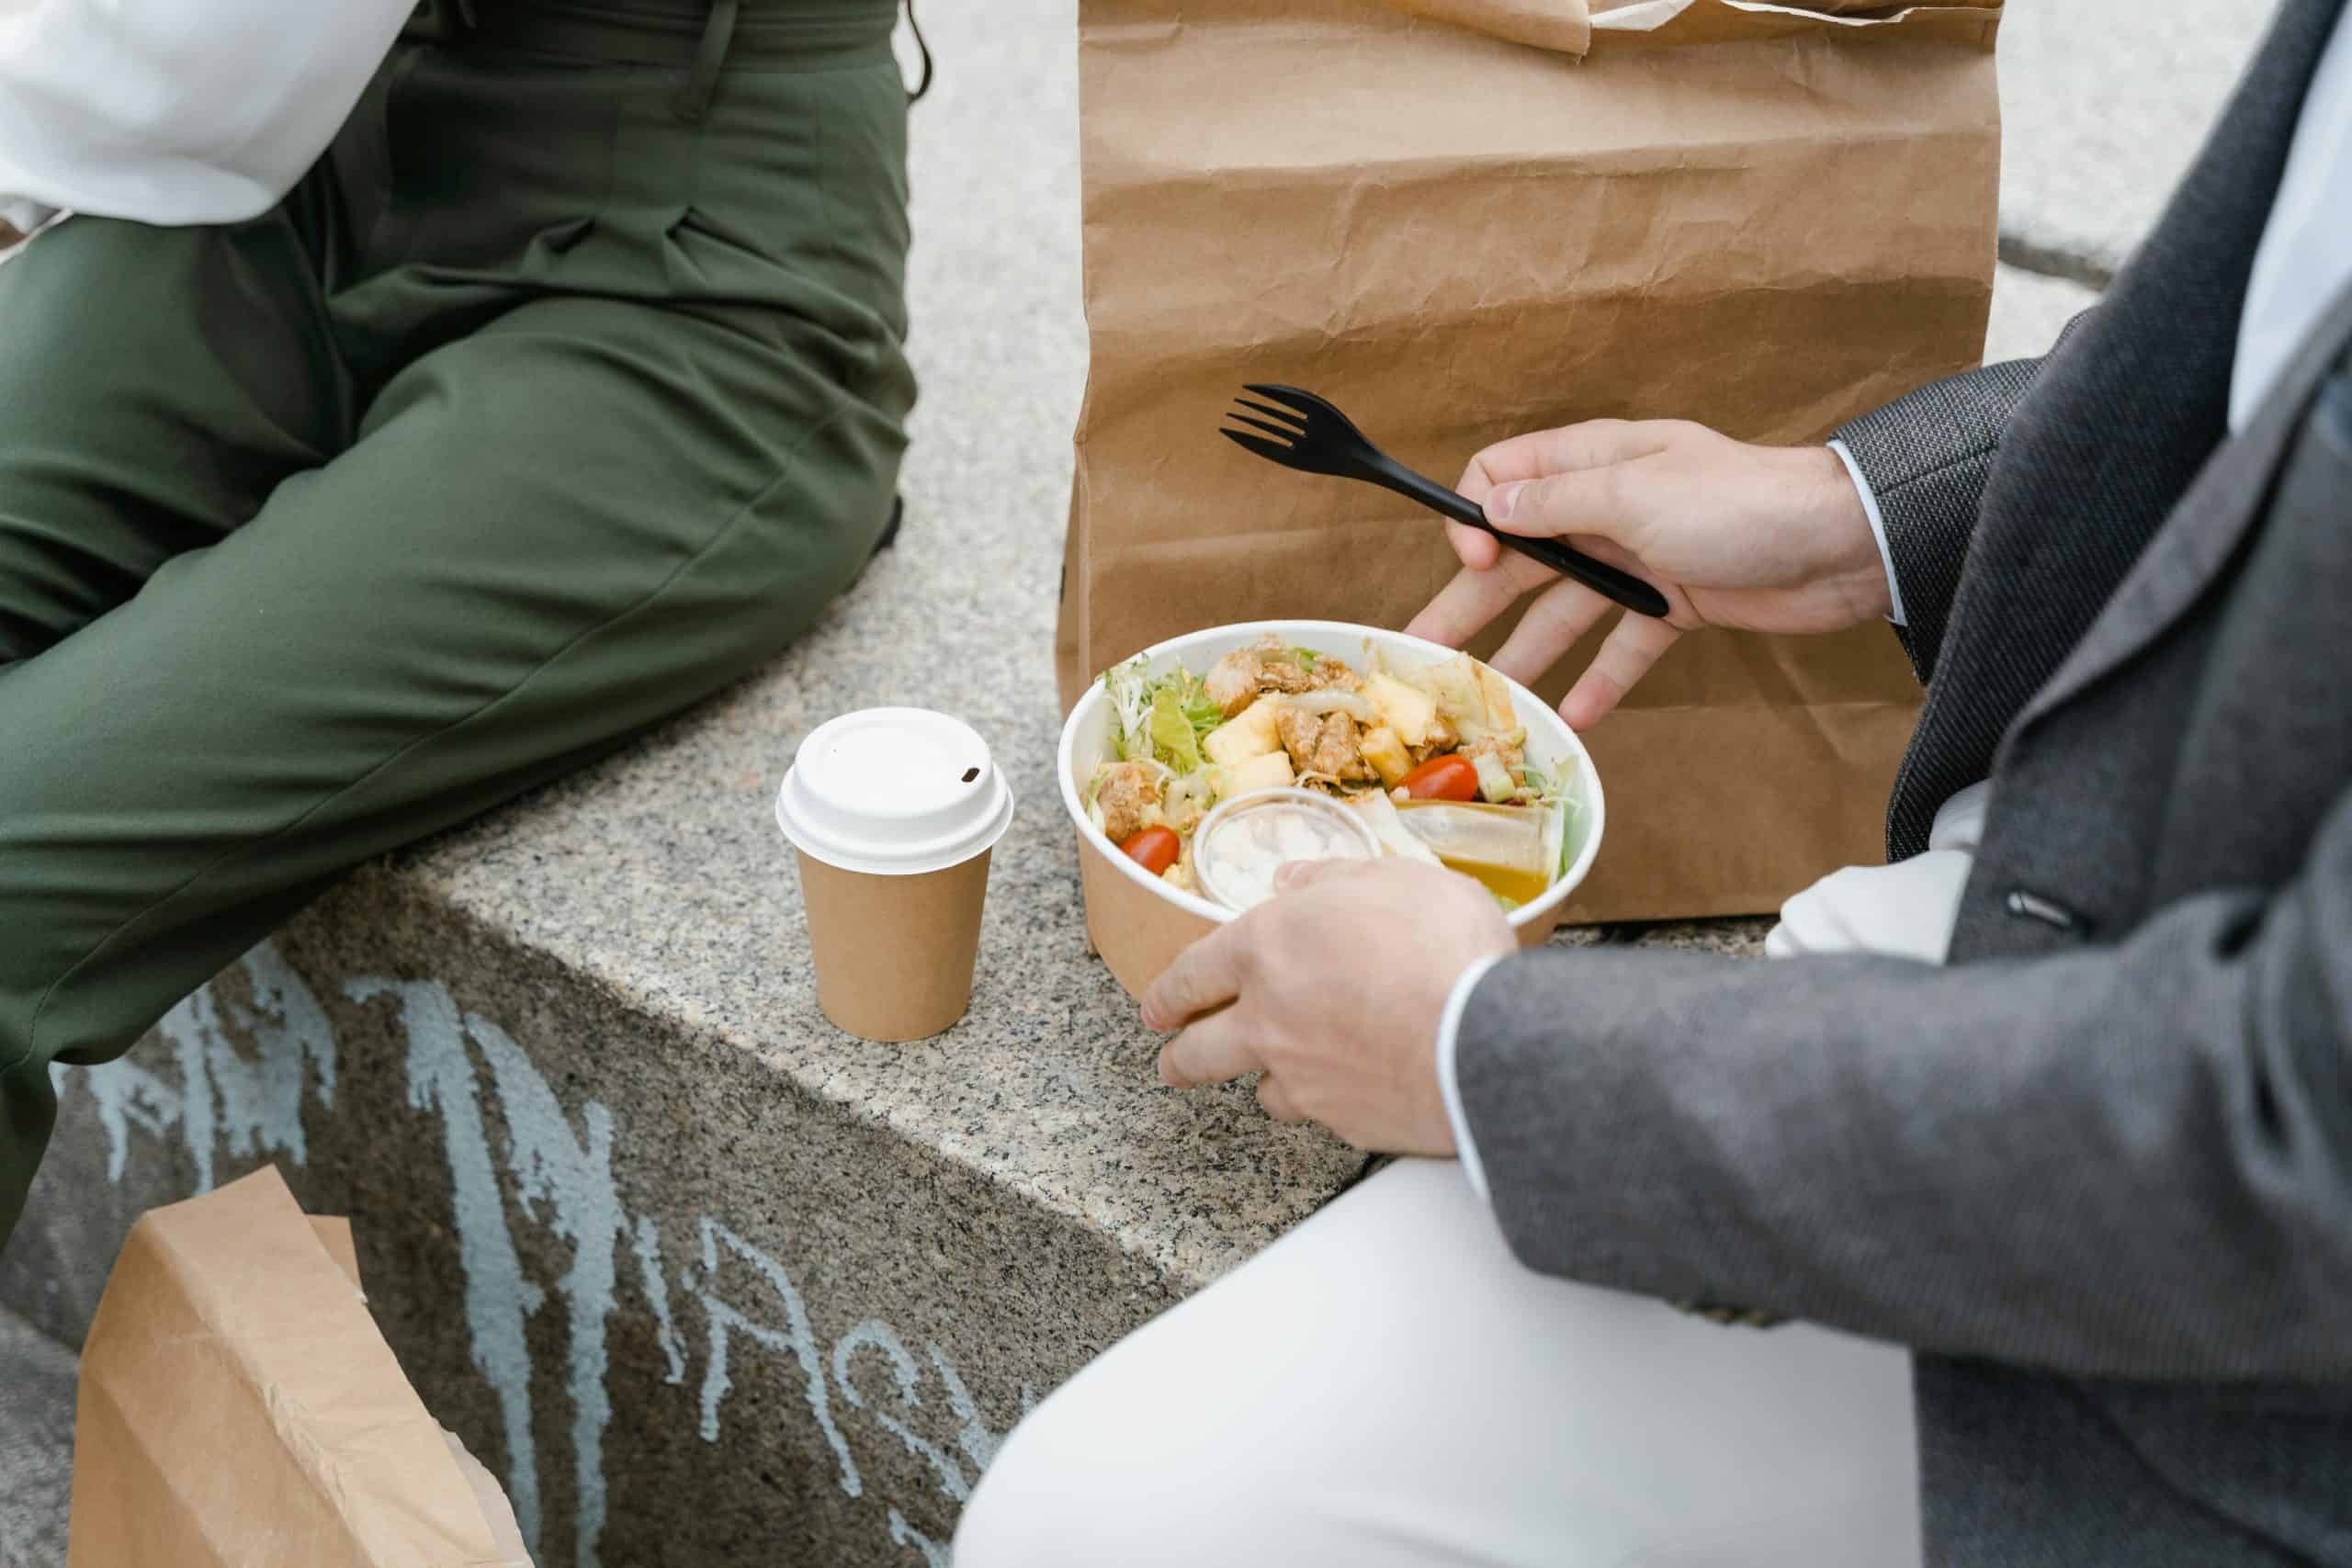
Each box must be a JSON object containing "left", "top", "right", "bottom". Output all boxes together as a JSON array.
[{"left": 1192, "top": 788, "right": 1382, "bottom": 912}]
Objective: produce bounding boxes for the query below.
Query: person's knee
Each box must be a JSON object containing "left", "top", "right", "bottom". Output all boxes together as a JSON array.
[
  {"left": 0, "top": 913, "right": 131, "bottom": 1075},
  {"left": 954, "top": 1393, "right": 1127, "bottom": 1568},
  {"left": 956, "top": 1377, "right": 1276, "bottom": 1568},
  {"left": 956, "top": 1354, "right": 1342, "bottom": 1568}
]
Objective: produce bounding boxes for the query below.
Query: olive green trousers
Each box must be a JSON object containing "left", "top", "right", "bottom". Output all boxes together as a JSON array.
[{"left": 0, "top": 0, "right": 915, "bottom": 1247}]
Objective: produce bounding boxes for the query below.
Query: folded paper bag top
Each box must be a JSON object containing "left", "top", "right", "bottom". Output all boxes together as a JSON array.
[
  {"left": 68, "top": 1166, "right": 534, "bottom": 1568},
  {"left": 1386, "top": 0, "right": 2005, "bottom": 56},
  {"left": 1386, "top": 0, "right": 1594, "bottom": 53}
]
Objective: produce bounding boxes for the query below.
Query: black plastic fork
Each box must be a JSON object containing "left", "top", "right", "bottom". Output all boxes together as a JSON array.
[{"left": 1220, "top": 384, "right": 1671, "bottom": 619}]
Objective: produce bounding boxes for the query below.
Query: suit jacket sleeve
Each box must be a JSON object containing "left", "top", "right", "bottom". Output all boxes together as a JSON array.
[
  {"left": 1837, "top": 312, "right": 2093, "bottom": 682},
  {"left": 1453, "top": 780, "right": 2352, "bottom": 1381}
]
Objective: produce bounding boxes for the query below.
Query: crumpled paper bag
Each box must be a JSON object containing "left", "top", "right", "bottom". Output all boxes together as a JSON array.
[{"left": 68, "top": 1166, "right": 533, "bottom": 1567}]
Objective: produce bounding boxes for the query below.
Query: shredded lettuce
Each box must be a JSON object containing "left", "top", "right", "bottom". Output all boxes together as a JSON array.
[
  {"left": 1149, "top": 685, "right": 1204, "bottom": 773},
  {"left": 1103, "top": 658, "right": 1149, "bottom": 762},
  {"left": 1104, "top": 656, "right": 1223, "bottom": 773},
  {"left": 1512, "top": 758, "right": 1584, "bottom": 881}
]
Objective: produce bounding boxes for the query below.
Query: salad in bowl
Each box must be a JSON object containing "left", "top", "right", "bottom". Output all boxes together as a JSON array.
[{"left": 1057, "top": 621, "right": 1604, "bottom": 998}]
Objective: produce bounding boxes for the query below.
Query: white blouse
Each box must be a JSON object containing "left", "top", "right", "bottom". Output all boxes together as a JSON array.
[{"left": 0, "top": 0, "right": 413, "bottom": 231}]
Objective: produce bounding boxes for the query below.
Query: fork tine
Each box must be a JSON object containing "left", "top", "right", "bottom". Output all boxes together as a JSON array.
[
  {"left": 1245, "top": 382, "right": 1339, "bottom": 411},
  {"left": 1241, "top": 382, "right": 1311, "bottom": 413},
  {"left": 1225, "top": 413, "right": 1303, "bottom": 444},
  {"left": 1233, "top": 397, "right": 1306, "bottom": 429},
  {"left": 1219, "top": 427, "right": 1301, "bottom": 466}
]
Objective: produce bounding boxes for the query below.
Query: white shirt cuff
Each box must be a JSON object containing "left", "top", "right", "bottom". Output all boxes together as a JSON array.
[
  {"left": 1827, "top": 438, "right": 1906, "bottom": 628},
  {"left": 1435, "top": 952, "right": 1508, "bottom": 1205}
]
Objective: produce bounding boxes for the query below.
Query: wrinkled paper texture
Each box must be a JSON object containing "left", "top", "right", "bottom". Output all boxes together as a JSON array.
[{"left": 69, "top": 1167, "right": 534, "bottom": 1567}]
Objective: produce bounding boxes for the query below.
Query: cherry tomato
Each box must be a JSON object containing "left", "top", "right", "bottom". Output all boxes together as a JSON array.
[
  {"left": 1120, "top": 825, "right": 1182, "bottom": 876},
  {"left": 1395, "top": 753, "right": 1481, "bottom": 803}
]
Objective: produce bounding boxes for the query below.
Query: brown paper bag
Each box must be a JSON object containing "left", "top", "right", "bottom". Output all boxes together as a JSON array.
[
  {"left": 68, "top": 1167, "right": 534, "bottom": 1567},
  {"left": 1057, "top": 0, "right": 2004, "bottom": 920}
]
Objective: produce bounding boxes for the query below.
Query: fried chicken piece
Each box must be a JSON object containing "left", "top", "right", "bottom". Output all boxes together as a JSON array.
[
  {"left": 1210, "top": 636, "right": 1363, "bottom": 714},
  {"left": 1273, "top": 706, "right": 1320, "bottom": 772},
  {"left": 1094, "top": 761, "right": 1163, "bottom": 844},
  {"left": 1274, "top": 707, "right": 1375, "bottom": 784},
  {"left": 1258, "top": 659, "right": 1318, "bottom": 696},
  {"left": 1306, "top": 655, "right": 1362, "bottom": 692},
  {"left": 1204, "top": 648, "right": 1263, "bottom": 717},
  {"left": 1463, "top": 734, "right": 1525, "bottom": 773}
]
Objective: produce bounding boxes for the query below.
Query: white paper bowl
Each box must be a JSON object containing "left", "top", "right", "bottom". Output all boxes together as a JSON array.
[{"left": 1057, "top": 620, "right": 1607, "bottom": 1000}]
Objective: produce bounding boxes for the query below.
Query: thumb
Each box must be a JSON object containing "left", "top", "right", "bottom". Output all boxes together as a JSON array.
[
  {"left": 1484, "top": 467, "right": 1637, "bottom": 546},
  {"left": 1272, "top": 858, "right": 1375, "bottom": 894}
]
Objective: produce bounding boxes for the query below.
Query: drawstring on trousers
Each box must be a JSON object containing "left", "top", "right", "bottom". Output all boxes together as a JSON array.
[{"left": 903, "top": 0, "right": 933, "bottom": 101}]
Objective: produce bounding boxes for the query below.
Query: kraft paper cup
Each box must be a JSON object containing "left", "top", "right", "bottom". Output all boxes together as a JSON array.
[
  {"left": 776, "top": 709, "right": 1015, "bottom": 1043},
  {"left": 1057, "top": 621, "right": 1606, "bottom": 1001}
]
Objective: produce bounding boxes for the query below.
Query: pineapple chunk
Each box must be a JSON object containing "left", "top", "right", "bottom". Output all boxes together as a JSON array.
[
  {"left": 1218, "top": 750, "right": 1295, "bottom": 800},
  {"left": 1476, "top": 662, "right": 1520, "bottom": 734},
  {"left": 1424, "top": 655, "right": 1488, "bottom": 739},
  {"left": 1363, "top": 671, "right": 1438, "bottom": 747},
  {"left": 1204, "top": 697, "right": 1282, "bottom": 767},
  {"left": 1359, "top": 725, "right": 1412, "bottom": 787}
]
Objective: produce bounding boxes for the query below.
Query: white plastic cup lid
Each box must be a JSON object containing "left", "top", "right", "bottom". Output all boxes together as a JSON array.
[{"left": 775, "top": 708, "right": 1015, "bottom": 875}]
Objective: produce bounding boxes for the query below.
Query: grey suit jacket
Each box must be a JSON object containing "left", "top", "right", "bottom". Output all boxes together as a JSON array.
[{"left": 1454, "top": 1, "right": 2352, "bottom": 1561}]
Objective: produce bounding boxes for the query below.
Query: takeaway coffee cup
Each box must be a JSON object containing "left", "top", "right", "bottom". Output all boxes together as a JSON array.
[{"left": 775, "top": 708, "right": 1015, "bottom": 1043}]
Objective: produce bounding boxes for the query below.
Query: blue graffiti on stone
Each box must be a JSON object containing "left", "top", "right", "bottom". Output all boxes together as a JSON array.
[
  {"left": 62, "top": 942, "right": 1031, "bottom": 1568},
  {"left": 74, "top": 942, "right": 336, "bottom": 1188}
]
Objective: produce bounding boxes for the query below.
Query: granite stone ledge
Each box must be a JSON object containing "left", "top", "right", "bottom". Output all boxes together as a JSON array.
[
  {"left": 0, "top": 1308, "right": 74, "bottom": 1568},
  {"left": 1996, "top": 0, "right": 2276, "bottom": 281}
]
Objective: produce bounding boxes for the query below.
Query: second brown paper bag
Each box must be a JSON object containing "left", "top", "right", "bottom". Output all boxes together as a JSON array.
[
  {"left": 68, "top": 1168, "right": 534, "bottom": 1568},
  {"left": 1057, "top": 0, "right": 2005, "bottom": 920}
]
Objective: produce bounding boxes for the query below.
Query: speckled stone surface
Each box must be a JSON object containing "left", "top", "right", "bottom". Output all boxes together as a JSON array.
[
  {"left": 1986, "top": 264, "right": 2102, "bottom": 367},
  {"left": 1997, "top": 0, "right": 2276, "bottom": 282},
  {"left": 1611, "top": 918, "right": 1776, "bottom": 960},
  {"left": 0, "top": 1307, "right": 74, "bottom": 1568}
]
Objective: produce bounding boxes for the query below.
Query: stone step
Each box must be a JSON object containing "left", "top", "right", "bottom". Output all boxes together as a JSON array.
[
  {"left": 1997, "top": 0, "right": 2279, "bottom": 285},
  {"left": 0, "top": 1308, "right": 74, "bottom": 1568},
  {"left": 2, "top": 0, "right": 2233, "bottom": 1562}
]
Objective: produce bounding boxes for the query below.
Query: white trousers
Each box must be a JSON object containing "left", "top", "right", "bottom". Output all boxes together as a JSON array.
[{"left": 956, "top": 785, "right": 1991, "bottom": 1566}]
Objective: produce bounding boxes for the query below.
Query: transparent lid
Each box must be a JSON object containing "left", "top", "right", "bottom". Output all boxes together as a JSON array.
[
  {"left": 1392, "top": 800, "right": 1552, "bottom": 874},
  {"left": 775, "top": 708, "right": 1015, "bottom": 875},
  {"left": 1193, "top": 788, "right": 1382, "bottom": 913}
]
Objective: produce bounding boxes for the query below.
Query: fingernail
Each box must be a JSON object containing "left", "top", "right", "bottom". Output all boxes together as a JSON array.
[
  {"left": 1273, "top": 861, "right": 1309, "bottom": 890},
  {"left": 1487, "top": 482, "right": 1523, "bottom": 525}
]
